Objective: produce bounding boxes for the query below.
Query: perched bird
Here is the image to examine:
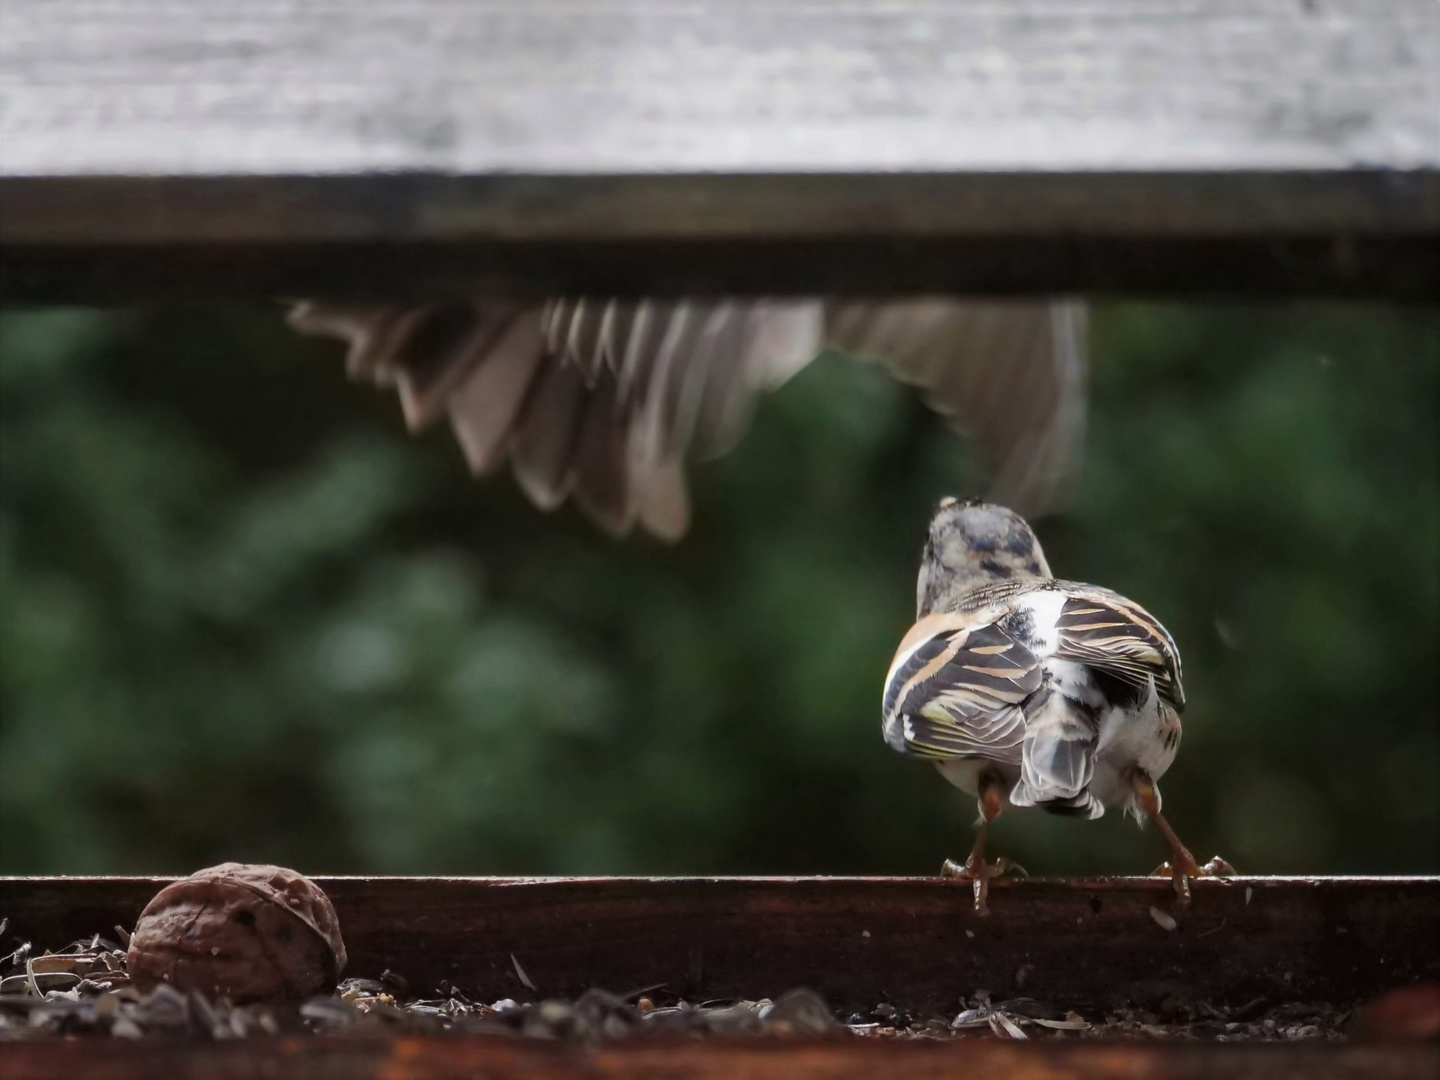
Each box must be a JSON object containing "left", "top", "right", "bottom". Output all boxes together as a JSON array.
[
  {"left": 288, "top": 298, "right": 1087, "bottom": 539},
  {"left": 882, "top": 498, "right": 1229, "bottom": 912}
]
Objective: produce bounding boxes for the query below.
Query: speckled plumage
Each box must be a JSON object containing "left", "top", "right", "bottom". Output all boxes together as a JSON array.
[
  {"left": 885, "top": 498, "right": 1185, "bottom": 818},
  {"left": 882, "top": 500, "right": 1221, "bottom": 909}
]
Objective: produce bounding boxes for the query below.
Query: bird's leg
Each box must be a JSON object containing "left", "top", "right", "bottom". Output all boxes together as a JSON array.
[
  {"left": 1131, "top": 769, "right": 1232, "bottom": 907},
  {"left": 941, "top": 770, "right": 1025, "bottom": 915}
]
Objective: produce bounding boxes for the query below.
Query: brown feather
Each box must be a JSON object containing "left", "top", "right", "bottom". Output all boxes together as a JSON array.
[
  {"left": 291, "top": 296, "right": 1085, "bottom": 540},
  {"left": 689, "top": 309, "right": 754, "bottom": 458},
  {"left": 638, "top": 302, "right": 705, "bottom": 462},
  {"left": 631, "top": 456, "right": 690, "bottom": 542},
  {"left": 1052, "top": 586, "right": 1185, "bottom": 710},
  {"left": 665, "top": 303, "right": 737, "bottom": 460},
  {"left": 564, "top": 298, "right": 608, "bottom": 384},
  {"left": 288, "top": 302, "right": 402, "bottom": 383},
  {"left": 511, "top": 358, "right": 587, "bottom": 511},
  {"left": 599, "top": 303, "right": 636, "bottom": 386},
  {"left": 826, "top": 299, "right": 1087, "bottom": 519},
  {"left": 570, "top": 367, "right": 631, "bottom": 535},
  {"left": 446, "top": 313, "right": 548, "bottom": 476},
  {"left": 393, "top": 304, "right": 518, "bottom": 432},
  {"left": 615, "top": 300, "right": 670, "bottom": 404}
]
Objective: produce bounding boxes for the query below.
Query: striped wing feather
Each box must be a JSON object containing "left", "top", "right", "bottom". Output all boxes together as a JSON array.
[
  {"left": 1051, "top": 586, "right": 1186, "bottom": 710},
  {"left": 827, "top": 299, "right": 1086, "bottom": 516},
  {"left": 882, "top": 614, "right": 1042, "bottom": 762},
  {"left": 289, "top": 297, "right": 1084, "bottom": 540}
]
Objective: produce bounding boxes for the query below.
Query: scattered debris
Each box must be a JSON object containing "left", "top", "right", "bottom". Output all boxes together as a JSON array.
[
  {"left": 952, "top": 996, "right": 1086, "bottom": 1039},
  {"left": 0, "top": 926, "right": 1367, "bottom": 1044}
]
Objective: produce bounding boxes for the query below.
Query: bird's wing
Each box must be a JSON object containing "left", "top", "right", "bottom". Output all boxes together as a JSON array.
[
  {"left": 880, "top": 611, "right": 1043, "bottom": 762},
  {"left": 1048, "top": 584, "right": 1186, "bottom": 711},
  {"left": 825, "top": 299, "right": 1087, "bottom": 519},
  {"left": 288, "top": 297, "right": 1085, "bottom": 539},
  {"left": 288, "top": 299, "right": 820, "bottom": 541}
]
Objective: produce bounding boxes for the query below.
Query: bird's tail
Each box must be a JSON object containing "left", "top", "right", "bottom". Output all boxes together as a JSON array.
[{"left": 1009, "top": 685, "right": 1104, "bottom": 819}]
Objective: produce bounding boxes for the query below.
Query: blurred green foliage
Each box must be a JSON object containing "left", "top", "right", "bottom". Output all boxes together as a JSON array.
[{"left": 1, "top": 304, "right": 1436, "bottom": 876}]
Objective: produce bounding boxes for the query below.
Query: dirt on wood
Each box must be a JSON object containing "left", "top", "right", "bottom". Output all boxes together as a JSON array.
[{"left": 0, "top": 928, "right": 1357, "bottom": 1044}]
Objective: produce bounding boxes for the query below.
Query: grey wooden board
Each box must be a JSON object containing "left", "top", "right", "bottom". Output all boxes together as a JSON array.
[
  {"left": 1, "top": 0, "right": 1438, "bottom": 301},
  {"left": 4, "top": 0, "right": 1437, "bottom": 176}
]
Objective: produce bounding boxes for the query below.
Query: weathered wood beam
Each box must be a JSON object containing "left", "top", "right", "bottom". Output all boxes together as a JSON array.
[
  {"left": 3, "top": 876, "right": 1436, "bottom": 1015},
  {"left": 1, "top": 1, "right": 1437, "bottom": 301},
  {"left": 2, "top": 172, "right": 1437, "bottom": 302}
]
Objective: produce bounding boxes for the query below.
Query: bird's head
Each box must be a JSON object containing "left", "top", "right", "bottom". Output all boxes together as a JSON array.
[{"left": 916, "top": 497, "right": 1052, "bottom": 616}]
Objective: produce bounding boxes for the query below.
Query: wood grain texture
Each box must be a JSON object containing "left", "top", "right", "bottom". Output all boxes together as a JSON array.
[
  {"left": 2, "top": 876, "right": 1436, "bottom": 1016},
  {"left": 1, "top": 1, "right": 1436, "bottom": 299},
  {"left": 4, "top": 0, "right": 1436, "bottom": 175},
  {"left": 1, "top": 1034, "right": 1436, "bottom": 1080}
]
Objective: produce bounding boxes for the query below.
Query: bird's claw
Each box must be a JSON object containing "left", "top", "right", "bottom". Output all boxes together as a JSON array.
[
  {"left": 941, "top": 855, "right": 1026, "bottom": 915},
  {"left": 1150, "top": 854, "right": 1236, "bottom": 907}
]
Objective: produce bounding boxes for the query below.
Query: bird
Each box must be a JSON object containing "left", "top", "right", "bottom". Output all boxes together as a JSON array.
[
  {"left": 881, "top": 497, "right": 1230, "bottom": 913},
  {"left": 287, "top": 298, "right": 1087, "bottom": 539}
]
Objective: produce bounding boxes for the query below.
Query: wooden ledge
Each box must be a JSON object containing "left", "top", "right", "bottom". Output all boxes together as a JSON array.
[
  {"left": 5, "top": 877, "right": 1436, "bottom": 1079},
  {"left": 3, "top": 876, "right": 1436, "bottom": 1014},
  {"left": 2, "top": 172, "right": 1436, "bottom": 302}
]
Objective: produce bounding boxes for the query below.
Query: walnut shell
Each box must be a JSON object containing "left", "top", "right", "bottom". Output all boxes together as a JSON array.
[{"left": 126, "top": 863, "right": 346, "bottom": 1004}]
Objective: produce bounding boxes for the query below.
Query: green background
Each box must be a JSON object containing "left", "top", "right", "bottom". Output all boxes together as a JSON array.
[{"left": 1, "top": 304, "right": 1435, "bottom": 877}]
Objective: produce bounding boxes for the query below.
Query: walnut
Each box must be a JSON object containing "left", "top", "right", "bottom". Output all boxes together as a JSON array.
[{"left": 126, "top": 863, "right": 346, "bottom": 1004}]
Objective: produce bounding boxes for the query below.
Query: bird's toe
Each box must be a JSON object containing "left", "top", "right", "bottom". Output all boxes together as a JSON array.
[{"left": 940, "top": 853, "right": 1023, "bottom": 915}]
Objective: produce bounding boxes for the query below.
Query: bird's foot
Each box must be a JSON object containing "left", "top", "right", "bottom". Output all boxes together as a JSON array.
[
  {"left": 941, "top": 854, "right": 1028, "bottom": 915},
  {"left": 1149, "top": 854, "right": 1236, "bottom": 907}
]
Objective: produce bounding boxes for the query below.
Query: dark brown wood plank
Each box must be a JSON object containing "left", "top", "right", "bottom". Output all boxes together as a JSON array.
[
  {"left": 1, "top": 1033, "right": 1436, "bottom": 1080},
  {"left": 3, "top": 877, "right": 1437, "bottom": 1016},
  {"left": 1, "top": 1, "right": 1437, "bottom": 300},
  {"left": 2, "top": 172, "right": 1438, "bottom": 303},
  {"left": 5, "top": 230, "right": 1436, "bottom": 302}
]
